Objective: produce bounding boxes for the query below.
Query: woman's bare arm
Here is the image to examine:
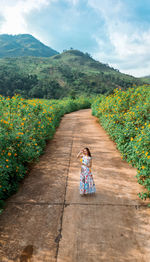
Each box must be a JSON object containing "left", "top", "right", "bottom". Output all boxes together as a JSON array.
[
  {"left": 89, "top": 159, "right": 92, "bottom": 168},
  {"left": 77, "top": 150, "right": 83, "bottom": 159}
]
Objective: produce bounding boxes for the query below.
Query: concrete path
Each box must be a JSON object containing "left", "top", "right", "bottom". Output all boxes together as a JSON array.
[{"left": 0, "top": 109, "right": 150, "bottom": 262}]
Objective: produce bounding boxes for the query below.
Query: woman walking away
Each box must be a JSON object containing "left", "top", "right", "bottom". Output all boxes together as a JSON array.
[{"left": 77, "top": 147, "right": 96, "bottom": 196}]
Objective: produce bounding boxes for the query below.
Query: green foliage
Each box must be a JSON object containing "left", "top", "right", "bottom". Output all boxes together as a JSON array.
[
  {"left": 0, "top": 50, "right": 145, "bottom": 99},
  {"left": 140, "top": 75, "right": 150, "bottom": 84},
  {"left": 0, "top": 65, "right": 38, "bottom": 97},
  {"left": 0, "top": 95, "right": 91, "bottom": 209},
  {"left": 92, "top": 85, "right": 150, "bottom": 201}
]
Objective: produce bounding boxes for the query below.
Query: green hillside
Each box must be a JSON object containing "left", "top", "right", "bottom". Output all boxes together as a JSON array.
[
  {"left": 0, "top": 49, "right": 144, "bottom": 99},
  {"left": 139, "top": 75, "right": 150, "bottom": 84},
  {"left": 0, "top": 34, "right": 58, "bottom": 57}
]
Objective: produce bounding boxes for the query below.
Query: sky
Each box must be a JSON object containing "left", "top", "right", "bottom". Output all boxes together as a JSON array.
[{"left": 0, "top": 0, "right": 150, "bottom": 77}]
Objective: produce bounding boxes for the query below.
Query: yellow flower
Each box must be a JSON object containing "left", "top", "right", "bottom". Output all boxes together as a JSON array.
[
  {"left": 130, "top": 137, "right": 133, "bottom": 141},
  {"left": 18, "top": 132, "right": 23, "bottom": 135},
  {"left": 142, "top": 166, "right": 145, "bottom": 169}
]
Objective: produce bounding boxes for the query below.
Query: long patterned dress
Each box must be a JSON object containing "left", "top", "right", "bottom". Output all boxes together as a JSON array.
[{"left": 79, "top": 155, "right": 96, "bottom": 195}]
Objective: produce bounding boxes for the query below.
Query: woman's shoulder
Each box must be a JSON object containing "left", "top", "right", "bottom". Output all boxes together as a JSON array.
[{"left": 82, "top": 155, "right": 92, "bottom": 159}]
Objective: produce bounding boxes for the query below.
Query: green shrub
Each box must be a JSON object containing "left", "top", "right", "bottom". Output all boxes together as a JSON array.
[
  {"left": 91, "top": 85, "right": 150, "bottom": 200},
  {"left": 0, "top": 95, "right": 91, "bottom": 208}
]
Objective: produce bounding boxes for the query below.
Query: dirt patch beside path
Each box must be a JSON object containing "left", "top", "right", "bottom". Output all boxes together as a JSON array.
[{"left": 0, "top": 109, "right": 150, "bottom": 262}]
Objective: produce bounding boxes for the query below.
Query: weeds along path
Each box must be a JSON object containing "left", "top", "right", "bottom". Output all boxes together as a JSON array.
[{"left": 0, "top": 109, "right": 150, "bottom": 262}]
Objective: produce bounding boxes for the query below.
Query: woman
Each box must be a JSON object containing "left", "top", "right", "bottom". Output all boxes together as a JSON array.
[{"left": 77, "top": 147, "right": 96, "bottom": 195}]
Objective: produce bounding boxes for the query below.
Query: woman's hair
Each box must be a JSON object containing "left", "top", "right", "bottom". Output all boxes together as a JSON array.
[{"left": 84, "top": 147, "right": 92, "bottom": 157}]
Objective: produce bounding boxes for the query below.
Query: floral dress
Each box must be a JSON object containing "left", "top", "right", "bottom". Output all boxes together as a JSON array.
[{"left": 79, "top": 155, "right": 96, "bottom": 195}]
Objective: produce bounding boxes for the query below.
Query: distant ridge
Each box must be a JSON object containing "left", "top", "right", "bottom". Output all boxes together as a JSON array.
[
  {"left": 0, "top": 49, "right": 145, "bottom": 98},
  {"left": 0, "top": 34, "right": 59, "bottom": 57},
  {"left": 139, "top": 75, "right": 150, "bottom": 84}
]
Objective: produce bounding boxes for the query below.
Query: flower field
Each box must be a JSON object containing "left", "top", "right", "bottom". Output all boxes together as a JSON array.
[
  {"left": 0, "top": 95, "right": 91, "bottom": 208},
  {"left": 92, "top": 85, "right": 150, "bottom": 200}
]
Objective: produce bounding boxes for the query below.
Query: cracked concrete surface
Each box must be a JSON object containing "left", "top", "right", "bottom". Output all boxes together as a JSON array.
[{"left": 0, "top": 109, "right": 150, "bottom": 262}]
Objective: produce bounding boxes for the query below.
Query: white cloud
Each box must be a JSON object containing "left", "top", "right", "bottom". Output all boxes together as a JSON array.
[
  {"left": 0, "top": 0, "right": 50, "bottom": 35},
  {"left": 65, "top": 0, "right": 79, "bottom": 5},
  {"left": 88, "top": 0, "right": 150, "bottom": 77},
  {"left": 88, "top": 0, "right": 126, "bottom": 21}
]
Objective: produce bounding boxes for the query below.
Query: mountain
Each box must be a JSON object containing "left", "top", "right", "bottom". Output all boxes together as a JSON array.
[
  {"left": 0, "top": 49, "right": 145, "bottom": 99},
  {"left": 0, "top": 34, "right": 59, "bottom": 57},
  {"left": 139, "top": 75, "right": 150, "bottom": 84}
]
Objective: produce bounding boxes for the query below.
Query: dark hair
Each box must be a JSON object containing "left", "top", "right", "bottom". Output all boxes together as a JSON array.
[{"left": 84, "top": 147, "right": 92, "bottom": 157}]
